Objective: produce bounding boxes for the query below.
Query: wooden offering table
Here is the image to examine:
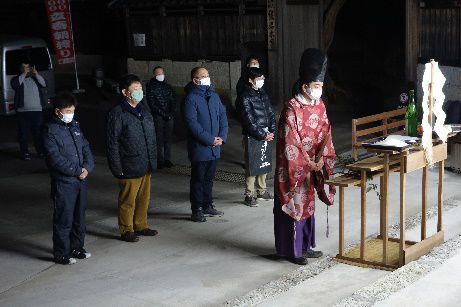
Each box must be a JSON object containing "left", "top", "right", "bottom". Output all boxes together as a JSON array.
[{"left": 327, "top": 141, "right": 447, "bottom": 270}]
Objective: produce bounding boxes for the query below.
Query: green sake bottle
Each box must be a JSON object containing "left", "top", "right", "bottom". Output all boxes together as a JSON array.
[{"left": 405, "top": 90, "right": 418, "bottom": 137}]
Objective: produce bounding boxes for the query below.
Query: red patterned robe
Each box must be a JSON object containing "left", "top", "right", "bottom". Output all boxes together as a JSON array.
[{"left": 275, "top": 95, "right": 336, "bottom": 222}]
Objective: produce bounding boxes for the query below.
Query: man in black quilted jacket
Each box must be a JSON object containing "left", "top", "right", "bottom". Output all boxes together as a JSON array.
[
  {"left": 106, "top": 74, "right": 158, "bottom": 243},
  {"left": 236, "top": 67, "right": 276, "bottom": 207},
  {"left": 146, "top": 66, "right": 176, "bottom": 169}
]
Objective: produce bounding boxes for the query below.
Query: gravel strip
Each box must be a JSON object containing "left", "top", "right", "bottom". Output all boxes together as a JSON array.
[{"left": 222, "top": 256, "right": 338, "bottom": 307}]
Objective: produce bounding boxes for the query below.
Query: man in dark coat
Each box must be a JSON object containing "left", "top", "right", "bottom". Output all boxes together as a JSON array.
[
  {"left": 42, "top": 92, "right": 94, "bottom": 265},
  {"left": 183, "top": 67, "right": 229, "bottom": 222},
  {"left": 146, "top": 66, "right": 176, "bottom": 169},
  {"left": 236, "top": 67, "right": 276, "bottom": 207},
  {"left": 106, "top": 74, "right": 158, "bottom": 242}
]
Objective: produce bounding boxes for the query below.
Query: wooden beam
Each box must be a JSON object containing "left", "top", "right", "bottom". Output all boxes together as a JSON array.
[
  {"left": 383, "top": 154, "right": 389, "bottom": 264},
  {"left": 404, "top": 231, "right": 444, "bottom": 264},
  {"left": 438, "top": 160, "right": 444, "bottom": 231},
  {"left": 380, "top": 176, "right": 384, "bottom": 237},
  {"left": 360, "top": 170, "right": 367, "bottom": 260},
  {"left": 352, "top": 119, "right": 358, "bottom": 160},
  {"left": 323, "top": 0, "right": 347, "bottom": 51},
  {"left": 399, "top": 153, "right": 407, "bottom": 266},
  {"left": 422, "top": 166, "right": 428, "bottom": 240},
  {"left": 355, "top": 108, "right": 407, "bottom": 125},
  {"left": 335, "top": 255, "right": 398, "bottom": 271},
  {"left": 339, "top": 186, "right": 345, "bottom": 257}
]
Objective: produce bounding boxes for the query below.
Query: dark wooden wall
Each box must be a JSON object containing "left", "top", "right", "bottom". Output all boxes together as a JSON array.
[
  {"left": 126, "top": 3, "right": 267, "bottom": 61},
  {"left": 419, "top": 1, "right": 461, "bottom": 66}
]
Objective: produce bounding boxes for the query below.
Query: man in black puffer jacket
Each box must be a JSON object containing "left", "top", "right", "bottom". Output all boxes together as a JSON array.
[
  {"left": 236, "top": 67, "right": 276, "bottom": 207},
  {"left": 146, "top": 66, "right": 176, "bottom": 169},
  {"left": 106, "top": 74, "right": 158, "bottom": 243}
]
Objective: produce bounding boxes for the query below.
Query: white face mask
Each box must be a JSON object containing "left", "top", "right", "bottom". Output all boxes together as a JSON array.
[
  {"left": 249, "top": 64, "right": 260, "bottom": 68},
  {"left": 254, "top": 79, "right": 265, "bottom": 89},
  {"left": 155, "top": 74, "right": 165, "bottom": 82},
  {"left": 199, "top": 77, "right": 211, "bottom": 86},
  {"left": 60, "top": 112, "right": 74, "bottom": 124},
  {"left": 307, "top": 87, "right": 322, "bottom": 100}
]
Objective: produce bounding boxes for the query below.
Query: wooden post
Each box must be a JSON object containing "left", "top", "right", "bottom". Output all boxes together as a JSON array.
[
  {"left": 339, "top": 186, "right": 345, "bottom": 257},
  {"left": 383, "top": 154, "right": 389, "bottom": 264},
  {"left": 438, "top": 160, "right": 444, "bottom": 232},
  {"left": 429, "top": 59, "right": 435, "bottom": 128},
  {"left": 360, "top": 170, "right": 367, "bottom": 260},
  {"left": 422, "top": 166, "right": 428, "bottom": 240},
  {"left": 380, "top": 175, "right": 384, "bottom": 237},
  {"left": 383, "top": 118, "right": 388, "bottom": 137},
  {"left": 352, "top": 119, "right": 358, "bottom": 160},
  {"left": 399, "top": 153, "right": 407, "bottom": 266}
]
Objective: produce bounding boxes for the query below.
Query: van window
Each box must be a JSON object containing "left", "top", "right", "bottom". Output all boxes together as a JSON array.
[{"left": 5, "top": 47, "right": 52, "bottom": 75}]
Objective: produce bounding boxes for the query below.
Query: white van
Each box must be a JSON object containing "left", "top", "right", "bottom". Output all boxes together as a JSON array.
[{"left": 0, "top": 36, "right": 55, "bottom": 115}]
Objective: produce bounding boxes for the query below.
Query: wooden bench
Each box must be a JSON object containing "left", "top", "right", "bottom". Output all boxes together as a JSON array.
[{"left": 352, "top": 108, "right": 407, "bottom": 160}]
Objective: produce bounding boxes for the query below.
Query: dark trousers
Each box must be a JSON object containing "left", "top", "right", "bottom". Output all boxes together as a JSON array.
[
  {"left": 190, "top": 159, "right": 218, "bottom": 212},
  {"left": 52, "top": 180, "right": 87, "bottom": 258},
  {"left": 154, "top": 115, "right": 174, "bottom": 163},
  {"left": 273, "top": 195, "right": 316, "bottom": 258},
  {"left": 17, "top": 111, "right": 44, "bottom": 155}
]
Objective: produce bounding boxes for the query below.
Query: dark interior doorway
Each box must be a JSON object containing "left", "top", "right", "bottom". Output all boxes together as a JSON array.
[{"left": 327, "top": 0, "right": 406, "bottom": 117}]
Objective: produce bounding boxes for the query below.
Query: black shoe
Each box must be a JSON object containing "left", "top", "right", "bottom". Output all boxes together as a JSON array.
[
  {"left": 71, "top": 248, "right": 91, "bottom": 259},
  {"left": 203, "top": 205, "right": 224, "bottom": 217},
  {"left": 291, "top": 256, "right": 308, "bottom": 265},
  {"left": 120, "top": 231, "right": 139, "bottom": 242},
  {"left": 21, "top": 153, "right": 31, "bottom": 161},
  {"left": 164, "top": 160, "right": 174, "bottom": 168},
  {"left": 135, "top": 228, "right": 158, "bottom": 236},
  {"left": 191, "top": 210, "right": 207, "bottom": 222},
  {"left": 304, "top": 250, "right": 323, "bottom": 258},
  {"left": 257, "top": 191, "right": 274, "bottom": 201},
  {"left": 244, "top": 196, "right": 258, "bottom": 207},
  {"left": 54, "top": 256, "right": 77, "bottom": 265}
]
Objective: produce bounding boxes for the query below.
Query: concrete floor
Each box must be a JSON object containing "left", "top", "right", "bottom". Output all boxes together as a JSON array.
[{"left": 1, "top": 94, "right": 460, "bottom": 306}]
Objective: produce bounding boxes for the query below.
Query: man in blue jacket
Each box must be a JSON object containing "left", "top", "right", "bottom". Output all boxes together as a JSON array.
[
  {"left": 183, "top": 67, "right": 229, "bottom": 222},
  {"left": 42, "top": 92, "right": 94, "bottom": 265}
]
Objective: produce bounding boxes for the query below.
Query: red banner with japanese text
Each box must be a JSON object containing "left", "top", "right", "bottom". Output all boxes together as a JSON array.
[{"left": 44, "top": 0, "right": 76, "bottom": 65}]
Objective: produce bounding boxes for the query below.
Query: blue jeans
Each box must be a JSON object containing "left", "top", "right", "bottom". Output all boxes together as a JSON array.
[{"left": 190, "top": 160, "right": 218, "bottom": 212}]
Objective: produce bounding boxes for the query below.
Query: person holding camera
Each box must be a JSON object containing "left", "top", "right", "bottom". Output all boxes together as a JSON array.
[
  {"left": 146, "top": 66, "right": 176, "bottom": 169},
  {"left": 11, "top": 59, "right": 47, "bottom": 160}
]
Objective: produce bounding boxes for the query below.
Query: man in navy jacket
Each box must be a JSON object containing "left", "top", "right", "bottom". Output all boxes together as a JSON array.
[
  {"left": 183, "top": 67, "right": 229, "bottom": 222},
  {"left": 42, "top": 92, "right": 94, "bottom": 265}
]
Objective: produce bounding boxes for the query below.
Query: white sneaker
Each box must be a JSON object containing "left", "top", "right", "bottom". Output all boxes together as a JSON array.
[
  {"left": 71, "top": 248, "right": 91, "bottom": 259},
  {"left": 54, "top": 256, "right": 77, "bottom": 265}
]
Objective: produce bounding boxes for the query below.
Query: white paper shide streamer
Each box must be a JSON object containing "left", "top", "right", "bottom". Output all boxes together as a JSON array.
[{"left": 421, "top": 61, "right": 448, "bottom": 164}]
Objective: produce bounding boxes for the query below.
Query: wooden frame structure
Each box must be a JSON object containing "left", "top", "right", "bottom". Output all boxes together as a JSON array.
[
  {"left": 327, "top": 143, "right": 446, "bottom": 270},
  {"left": 352, "top": 108, "right": 407, "bottom": 161}
]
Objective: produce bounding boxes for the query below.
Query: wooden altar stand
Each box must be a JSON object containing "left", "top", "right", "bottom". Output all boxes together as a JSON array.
[{"left": 327, "top": 142, "right": 447, "bottom": 270}]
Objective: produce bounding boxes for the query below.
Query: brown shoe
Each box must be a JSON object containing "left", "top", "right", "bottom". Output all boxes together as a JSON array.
[
  {"left": 135, "top": 228, "right": 158, "bottom": 236},
  {"left": 120, "top": 232, "right": 139, "bottom": 242}
]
